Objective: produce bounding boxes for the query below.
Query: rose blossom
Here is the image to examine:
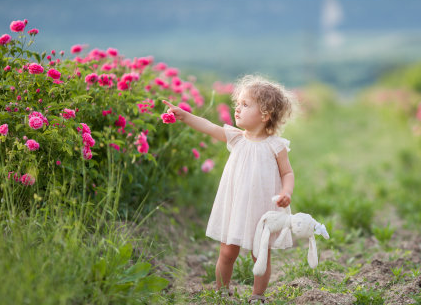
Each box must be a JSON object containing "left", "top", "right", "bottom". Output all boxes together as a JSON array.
[
  {"left": 135, "top": 132, "right": 149, "bottom": 154},
  {"left": 178, "top": 102, "right": 192, "bottom": 113},
  {"left": 4, "top": 65, "right": 11, "bottom": 71},
  {"left": 62, "top": 108, "right": 76, "bottom": 119},
  {"left": 0, "top": 34, "right": 11, "bottom": 45},
  {"left": 0, "top": 124, "right": 8, "bottom": 136},
  {"left": 82, "top": 133, "right": 95, "bottom": 147},
  {"left": 109, "top": 143, "right": 120, "bottom": 151},
  {"left": 27, "top": 28, "right": 39, "bottom": 35},
  {"left": 56, "top": 160, "right": 61, "bottom": 165},
  {"left": 192, "top": 148, "right": 200, "bottom": 159},
  {"left": 10, "top": 20, "right": 26, "bottom": 32},
  {"left": 71, "top": 44, "right": 82, "bottom": 54},
  {"left": 201, "top": 159, "right": 215, "bottom": 172},
  {"left": 106, "top": 48, "right": 118, "bottom": 57},
  {"left": 25, "top": 139, "right": 40, "bottom": 151},
  {"left": 114, "top": 115, "right": 127, "bottom": 128},
  {"left": 28, "top": 63, "right": 44, "bottom": 74},
  {"left": 47, "top": 68, "right": 61, "bottom": 79},
  {"left": 77, "top": 123, "right": 91, "bottom": 135},
  {"left": 28, "top": 117, "right": 44, "bottom": 129},
  {"left": 85, "top": 73, "right": 98, "bottom": 85},
  {"left": 161, "top": 113, "right": 176, "bottom": 124},
  {"left": 20, "top": 173, "right": 35, "bottom": 186},
  {"left": 82, "top": 146, "right": 92, "bottom": 160}
]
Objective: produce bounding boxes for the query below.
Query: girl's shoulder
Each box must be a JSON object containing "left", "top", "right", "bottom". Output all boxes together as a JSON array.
[{"left": 267, "top": 135, "right": 291, "bottom": 154}]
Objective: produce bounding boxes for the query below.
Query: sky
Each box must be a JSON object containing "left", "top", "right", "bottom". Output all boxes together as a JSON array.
[{"left": 2, "top": 0, "right": 421, "bottom": 90}]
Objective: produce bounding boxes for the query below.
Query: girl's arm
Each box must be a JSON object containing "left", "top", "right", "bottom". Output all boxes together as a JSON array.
[
  {"left": 162, "top": 100, "right": 227, "bottom": 142},
  {"left": 275, "top": 148, "right": 295, "bottom": 208}
]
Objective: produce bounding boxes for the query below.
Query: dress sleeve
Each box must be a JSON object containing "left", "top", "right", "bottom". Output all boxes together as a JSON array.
[
  {"left": 268, "top": 136, "right": 291, "bottom": 156},
  {"left": 223, "top": 124, "right": 243, "bottom": 152}
]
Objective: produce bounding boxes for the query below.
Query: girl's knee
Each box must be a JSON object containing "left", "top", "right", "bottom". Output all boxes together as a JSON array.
[{"left": 219, "top": 243, "right": 240, "bottom": 264}]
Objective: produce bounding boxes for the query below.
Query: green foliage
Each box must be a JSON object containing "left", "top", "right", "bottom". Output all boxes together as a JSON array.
[
  {"left": 201, "top": 262, "right": 216, "bottom": 284},
  {"left": 338, "top": 198, "right": 374, "bottom": 234},
  {"left": 352, "top": 286, "right": 384, "bottom": 305},
  {"left": 232, "top": 253, "right": 254, "bottom": 285},
  {"left": 265, "top": 284, "right": 303, "bottom": 303},
  {"left": 372, "top": 223, "right": 395, "bottom": 248}
]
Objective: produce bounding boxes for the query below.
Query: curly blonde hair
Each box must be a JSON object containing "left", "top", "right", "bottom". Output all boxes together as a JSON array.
[{"left": 231, "top": 74, "right": 297, "bottom": 135}]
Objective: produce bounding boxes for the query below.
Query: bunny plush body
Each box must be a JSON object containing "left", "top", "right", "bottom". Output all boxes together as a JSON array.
[{"left": 252, "top": 196, "right": 330, "bottom": 276}]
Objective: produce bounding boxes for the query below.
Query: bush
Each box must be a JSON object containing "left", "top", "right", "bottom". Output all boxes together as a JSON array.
[{"left": 0, "top": 20, "right": 220, "bottom": 214}]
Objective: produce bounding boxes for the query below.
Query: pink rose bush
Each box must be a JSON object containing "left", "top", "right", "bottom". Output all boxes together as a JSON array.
[{"left": 1, "top": 18, "right": 216, "bottom": 209}]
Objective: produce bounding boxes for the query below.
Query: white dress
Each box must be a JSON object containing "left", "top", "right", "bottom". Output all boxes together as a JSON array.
[{"left": 206, "top": 124, "right": 292, "bottom": 250}]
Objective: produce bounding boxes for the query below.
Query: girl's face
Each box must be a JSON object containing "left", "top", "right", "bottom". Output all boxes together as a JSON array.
[{"left": 234, "top": 89, "right": 265, "bottom": 131}]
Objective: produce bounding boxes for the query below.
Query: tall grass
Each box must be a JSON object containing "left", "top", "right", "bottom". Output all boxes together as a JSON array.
[{"left": 0, "top": 144, "right": 168, "bottom": 305}]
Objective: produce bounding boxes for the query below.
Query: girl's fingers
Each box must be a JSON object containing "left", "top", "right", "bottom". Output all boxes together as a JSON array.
[{"left": 162, "top": 100, "right": 175, "bottom": 108}]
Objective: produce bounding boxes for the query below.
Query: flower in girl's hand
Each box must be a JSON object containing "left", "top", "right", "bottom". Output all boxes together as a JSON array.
[{"left": 161, "top": 112, "right": 176, "bottom": 124}]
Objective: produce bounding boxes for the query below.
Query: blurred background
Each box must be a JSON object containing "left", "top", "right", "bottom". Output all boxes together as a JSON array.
[{"left": 2, "top": 0, "right": 421, "bottom": 94}]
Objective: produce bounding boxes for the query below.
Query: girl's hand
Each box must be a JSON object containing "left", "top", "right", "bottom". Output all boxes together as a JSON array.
[
  {"left": 162, "top": 100, "right": 186, "bottom": 121},
  {"left": 276, "top": 191, "right": 291, "bottom": 208}
]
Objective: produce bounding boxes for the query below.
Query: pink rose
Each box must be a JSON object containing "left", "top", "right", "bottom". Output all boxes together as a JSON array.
[
  {"left": 135, "top": 132, "right": 149, "bottom": 154},
  {"left": 109, "top": 143, "right": 120, "bottom": 151},
  {"left": 117, "top": 80, "right": 129, "bottom": 91},
  {"left": 85, "top": 73, "right": 98, "bottom": 85},
  {"left": 201, "top": 159, "right": 215, "bottom": 172},
  {"left": 20, "top": 173, "right": 35, "bottom": 186},
  {"left": 28, "top": 63, "right": 44, "bottom": 74},
  {"left": 4, "top": 65, "right": 11, "bottom": 72},
  {"left": 71, "top": 44, "right": 82, "bottom": 54},
  {"left": 47, "top": 68, "right": 61, "bottom": 80},
  {"left": 178, "top": 102, "right": 192, "bottom": 113},
  {"left": 62, "top": 108, "right": 76, "bottom": 119},
  {"left": 0, "top": 124, "right": 8, "bottom": 136},
  {"left": 10, "top": 20, "right": 26, "bottom": 32},
  {"left": 106, "top": 48, "right": 118, "bottom": 57},
  {"left": 161, "top": 113, "right": 176, "bottom": 124},
  {"left": 82, "top": 133, "right": 95, "bottom": 148},
  {"left": 0, "top": 34, "right": 11, "bottom": 45},
  {"left": 114, "top": 115, "right": 127, "bottom": 128},
  {"left": 153, "top": 62, "right": 167, "bottom": 71},
  {"left": 98, "top": 74, "right": 112, "bottom": 87},
  {"left": 77, "top": 123, "right": 91, "bottom": 135},
  {"left": 192, "top": 148, "right": 200, "bottom": 159},
  {"left": 164, "top": 67, "right": 178, "bottom": 77},
  {"left": 28, "top": 117, "right": 43, "bottom": 129},
  {"left": 56, "top": 160, "right": 61, "bottom": 165},
  {"left": 25, "top": 139, "right": 40, "bottom": 151},
  {"left": 27, "top": 28, "right": 39, "bottom": 36},
  {"left": 82, "top": 146, "right": 92, "bottom": 160}
]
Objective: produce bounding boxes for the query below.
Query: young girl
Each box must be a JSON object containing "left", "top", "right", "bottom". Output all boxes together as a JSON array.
[{"left": 163, "top": 75, "right": 296, "bottom": 304}]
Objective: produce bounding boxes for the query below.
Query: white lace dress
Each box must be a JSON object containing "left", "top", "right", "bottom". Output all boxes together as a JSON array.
[{"left": 206, "top": 124, "right": 292, "bottom": 250}]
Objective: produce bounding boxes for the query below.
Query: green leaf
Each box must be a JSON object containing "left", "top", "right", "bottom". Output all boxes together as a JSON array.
[
  {"left": 131, "top": 119, "right": 145, "bottom": 126},
  {"left": 118, "top": 262, "right": 151, "bottom": 284},
  {"left": 116, "top": 243, "right": 133, "bottom": 266},
  {"left": 110, "top": 283, "right": 133, "bottom": 293},
  {"left": 135, "top": 275, "right": 169, "bottom": 293},
  {"left": 92, "top": 258, "right": 107, "bottom": 281}
]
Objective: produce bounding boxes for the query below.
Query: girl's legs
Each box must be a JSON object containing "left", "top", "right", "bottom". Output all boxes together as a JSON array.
[
  {"left": 251, "top": 249, "right": 271, "bottom": 295},
  {"left": 215, "top": 243, "right": 240, "bottom": 290}
]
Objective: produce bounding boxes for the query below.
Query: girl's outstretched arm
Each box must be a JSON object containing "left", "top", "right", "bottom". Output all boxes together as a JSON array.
[
  {"left": 162, "top": 100, "right": 227, "bottom": 142},
  {"left": 275, "top": 148, "right": 295, "bottom": 208}
]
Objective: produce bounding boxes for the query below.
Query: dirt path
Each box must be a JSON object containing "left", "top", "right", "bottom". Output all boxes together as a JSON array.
[{"left": 165, "top": 204, "right": 421, "bottom": 304}]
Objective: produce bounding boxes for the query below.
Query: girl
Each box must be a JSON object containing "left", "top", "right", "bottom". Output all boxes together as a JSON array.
[{"left": 163, "top": 75, "right": 296, "bottom": 304}]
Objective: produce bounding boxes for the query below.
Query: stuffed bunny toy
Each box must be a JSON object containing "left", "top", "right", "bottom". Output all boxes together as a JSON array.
[{"left": 252, "top": 195, "right": 330, "bottom": 276}]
